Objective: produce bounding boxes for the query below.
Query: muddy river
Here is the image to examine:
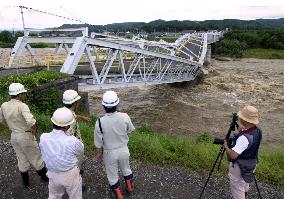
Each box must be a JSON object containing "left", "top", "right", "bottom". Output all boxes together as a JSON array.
[{"left": 89, "top": 58, "right": 284, "bottom": 147}]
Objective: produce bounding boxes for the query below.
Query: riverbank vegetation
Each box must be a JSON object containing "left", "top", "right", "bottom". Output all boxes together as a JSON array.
[
  {"left": 0, "top": 71, "right": 283, "bottom": 187},
  {"left": 217, "top": 30, "right": 284, "bottom": 58},
  {"left": 243, "top": 48, "right": 284, "bottom": 59}
]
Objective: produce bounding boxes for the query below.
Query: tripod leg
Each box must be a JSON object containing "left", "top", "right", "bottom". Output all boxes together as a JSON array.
[
  {"left": 217, "top": 148, "right": 226, "bottom": 171},
  {"left": 199, "top": 146, "right": 224, "bottom": 199},
  {"left": 254, "top": 176, "right": 262, "bottom": 199}
]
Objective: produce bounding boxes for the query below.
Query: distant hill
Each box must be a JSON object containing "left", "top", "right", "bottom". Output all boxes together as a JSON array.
[{"left": 60, "top": 18, "right": 284, "bottom": 33}]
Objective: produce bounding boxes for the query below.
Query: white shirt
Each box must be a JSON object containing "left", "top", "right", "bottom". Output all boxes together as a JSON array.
[
  {"left": 94, "top": 112, "right": 135, "bottom": 150},
  {"left": 232, "top": 135, "right": 249, "bottom": 155},
  {"left": 39, "top": 129, "right": 84, "bottom": 172}
]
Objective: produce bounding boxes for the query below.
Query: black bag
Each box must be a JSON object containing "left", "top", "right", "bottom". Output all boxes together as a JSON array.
[{"left": 237, "top": 158, "right": 257, "bottom": 183}]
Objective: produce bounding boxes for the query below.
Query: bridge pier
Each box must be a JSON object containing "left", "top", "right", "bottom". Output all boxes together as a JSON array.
[{"left": 205, "top": 45, "right": 212, "bottom": 65}]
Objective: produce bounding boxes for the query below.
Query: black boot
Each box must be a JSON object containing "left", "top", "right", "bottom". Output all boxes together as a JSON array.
[
  {"left": 20, "top": 171, "right": 29, "bottom": 188},
  {"left": 36, "top": 166, "right": 49, "bottom": 182}
]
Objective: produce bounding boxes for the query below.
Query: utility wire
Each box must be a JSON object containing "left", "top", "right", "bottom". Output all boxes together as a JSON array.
[
  {"left": 59, "top": 6, "right": 82, "bottom": 23},
  {"left": 19, "top": 6, "right": 91, "bottom": 26}
]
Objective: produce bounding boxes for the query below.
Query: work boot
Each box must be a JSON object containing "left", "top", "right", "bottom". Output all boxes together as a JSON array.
[
  {"left": 124, "top": 174, "right": 134, "bottom": 193},
  {"left": 110, "top": 181, "right": 123, "bottom": 199},
  {"left": 20, "top": 171, "right": 29, "bottom": 188},
  {"left": 36, "top": 166, "right": 49, "bottom": 182}
]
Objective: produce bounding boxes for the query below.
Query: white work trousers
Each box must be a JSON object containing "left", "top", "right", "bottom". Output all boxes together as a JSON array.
[
  {"left": 47, "top": 166, "right": 82, "bottom": 199},
  {"left": 229, "top": 163, "right": 250, "bottom": 199},
  {"left": 10, "top": 132, "right": 44, "bottom": 172},
  {"left": 103, "top": 146, "right": 132, "bottom": 186}
]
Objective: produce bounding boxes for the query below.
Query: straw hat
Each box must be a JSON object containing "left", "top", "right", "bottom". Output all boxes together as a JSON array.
[{"left": 237, "top": 105, "right": 259, "bottom": 124}]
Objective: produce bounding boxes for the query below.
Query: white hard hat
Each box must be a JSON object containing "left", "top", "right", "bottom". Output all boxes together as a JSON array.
[
  {"left": 102, "top": 90, "right": 119, "bottom": 107},
  {"left": 51, "top": 107, "right": 75, "bottom": 127},
  {"left": 9, "top": 83, "right": 27, "bottom": 96},
  {"left": 63, "top": 89, "right": 81, "bottom": 104}
]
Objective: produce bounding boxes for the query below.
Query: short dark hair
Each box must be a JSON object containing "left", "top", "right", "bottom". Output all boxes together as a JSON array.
[
  {"left": 64, "top": 101, "right": 78, "bottom": 109},
  {"left": 103, "top": 106, "right": 117, "bottom": 113},
  {"left": 11, "top": 93, "right": 25, "bottom": 98},
  {"left": 64, "top": 103, "right": 73, "bottom": 109},
  {"left": 53, "top": 124, "right": 66, "bottom": 130}
]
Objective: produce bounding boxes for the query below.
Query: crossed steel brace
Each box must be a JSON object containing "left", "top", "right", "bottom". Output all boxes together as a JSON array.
[{"left": 8, "top": 28, "right": 223, "bottom": 91}]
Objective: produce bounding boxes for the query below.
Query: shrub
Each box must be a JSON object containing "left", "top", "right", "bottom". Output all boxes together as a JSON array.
[
  {"left": 217, "top": 39, "right": 248, "bottom": 57},
  {"left": 33, "top": 88, "right": 62, "bottom": 115},
  {"left": 30, "top": 43, "right": 49, "bottom": 48}
]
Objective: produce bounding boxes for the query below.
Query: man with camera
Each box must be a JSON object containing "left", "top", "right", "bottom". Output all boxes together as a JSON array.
[{"left": 223, "top": 105, "right": 262, "bottom": 199}]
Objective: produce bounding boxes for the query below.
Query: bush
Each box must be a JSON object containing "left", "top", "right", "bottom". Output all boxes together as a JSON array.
[
  {"left": 0, "top": 71, "right": 68, "bottom": 106},
  {"left": 217, "top": 39, "right": 248, "bottom": 57},
  {"left": 0, "top": 31, "right": 13, "bottom": 43},
  {"left": 0, "top": 41, "right": 14, "bottom": 48},
  {"left": 30, "top": 43, "right": 49, "bottom": 48},
  {"left": 222, "top": 30, "right": 284, "bottom": 50},
  {"left": 34, "top": 88, "right": 62, "bottom": 115}
]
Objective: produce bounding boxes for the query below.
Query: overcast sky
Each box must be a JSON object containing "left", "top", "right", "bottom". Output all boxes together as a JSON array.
[{"left": 0, "top": 0, "right": 284, "bottom": 29}]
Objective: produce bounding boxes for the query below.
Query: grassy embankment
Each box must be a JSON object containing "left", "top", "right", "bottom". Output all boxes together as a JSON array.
[
  {"left": 0, "top": 71, "right": 283, "bottom": 187},
  {"left": 243, "top": 48, "right": 284, "bottom": 59}
]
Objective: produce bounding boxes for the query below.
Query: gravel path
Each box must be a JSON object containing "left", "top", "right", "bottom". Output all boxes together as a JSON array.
[{"left": 0, "top": 140, "right": 283, "bottom": 199}]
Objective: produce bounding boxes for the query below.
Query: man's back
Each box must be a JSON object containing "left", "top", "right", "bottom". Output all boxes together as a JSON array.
[
  {"left": 40, "top": 129, "right": 84, "bottom": 172},
  {"left": 0, "top": 99, "right": 35, "bottom": 133},
  {"left": 95, "top": 112, "right": 135, "bottom": 150}
]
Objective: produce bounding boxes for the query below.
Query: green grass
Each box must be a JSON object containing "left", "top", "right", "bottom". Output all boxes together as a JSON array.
[
  {"left": 146, "top": 37, "right": 178, "bottom": 43},
  {"left": 243, "top": 48, "right": 284, "bottom": 59},
  {"left": 1, "top": 118, "right": 283, "bottom": 187},
  {"left": 128, "top": 126, "right": 223, "bottom": 171}
]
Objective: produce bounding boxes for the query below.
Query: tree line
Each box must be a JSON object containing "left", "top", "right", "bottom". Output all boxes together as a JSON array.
[{"left": 60, "top": 18, "right": 284, "bottom": 33}]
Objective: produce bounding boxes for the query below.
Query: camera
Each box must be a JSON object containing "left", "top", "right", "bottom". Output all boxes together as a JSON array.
[
  {"left": 213, "top": 113, "right": 238, "bottom": 147},
  {"left": 213, "top": 137, "right": 233, "bottom": 146}
]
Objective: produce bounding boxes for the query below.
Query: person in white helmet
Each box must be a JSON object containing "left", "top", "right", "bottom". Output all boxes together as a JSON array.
[
  {"left": 94, "top": 90, "right": 135, "bottom": 199},
  {"left": 62, "top": 89, "right": 91, "bottom": 176},
  {"left": 39, "top": 107, "right": 84, "bottom": 199},
  {"left": 0, "top": 83, "right": 48, "bottom": 188},
  {"left": 62, "top": 89, "right": 91, "bottom": 141}
]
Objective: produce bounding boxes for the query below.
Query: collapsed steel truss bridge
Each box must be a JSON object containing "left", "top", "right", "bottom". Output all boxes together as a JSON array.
[{"left": 8, "top": 28, "right": 223, "bottom": 91}]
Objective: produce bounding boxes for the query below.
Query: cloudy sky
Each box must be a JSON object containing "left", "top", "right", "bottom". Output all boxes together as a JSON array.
[{"left": 0, "top": 0, "right": 284, "bottom": 29}]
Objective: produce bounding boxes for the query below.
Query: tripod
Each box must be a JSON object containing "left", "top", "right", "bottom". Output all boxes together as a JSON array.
[
  {"left": 199, "top": 113, "right": 238, "bottom": 199},
  {"left": 199, "top": 113, "right": 263, "bottom": 199}
]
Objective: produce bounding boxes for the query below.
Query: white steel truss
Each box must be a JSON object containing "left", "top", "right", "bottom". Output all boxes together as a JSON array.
[{"left": 8, "top": 28, "right": 223, "bottom": 91}]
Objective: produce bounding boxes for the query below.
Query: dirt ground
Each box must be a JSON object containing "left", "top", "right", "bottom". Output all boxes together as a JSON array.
[{"left": 89, "top": 58, "right": 284, "bottom": 147}]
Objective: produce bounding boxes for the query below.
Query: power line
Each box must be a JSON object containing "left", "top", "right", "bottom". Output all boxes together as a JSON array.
[
  {"left": 19, "top": 6, "right": 91, "bottom": 26},
  {"left": 59, "top": 6, "right": 82, "bottom": 23}
]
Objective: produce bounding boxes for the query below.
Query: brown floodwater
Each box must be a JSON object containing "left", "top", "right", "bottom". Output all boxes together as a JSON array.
[{"left": 89, "top": 58, "right": 284, "bottom": 148}]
